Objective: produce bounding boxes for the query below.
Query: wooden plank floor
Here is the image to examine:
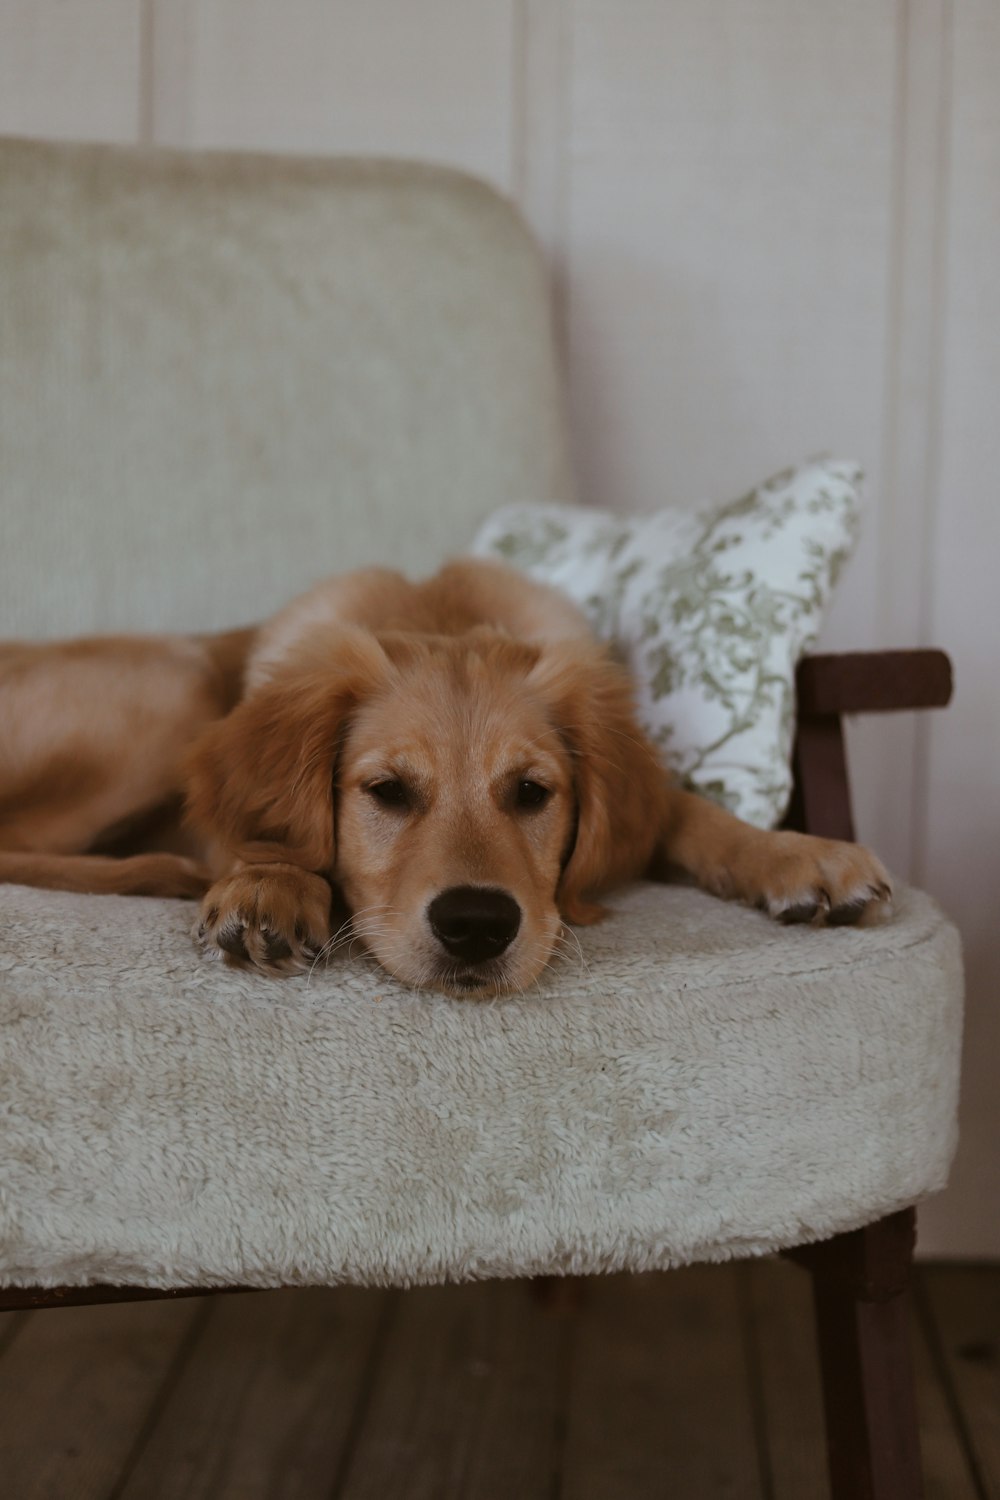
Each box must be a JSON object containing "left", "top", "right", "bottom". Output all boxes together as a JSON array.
[{"left": 0, "top": 1261, "right": 995, "bottom": 1499}]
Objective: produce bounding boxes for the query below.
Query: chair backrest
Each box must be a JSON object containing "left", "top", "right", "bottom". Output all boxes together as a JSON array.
[{"left": 0, "top": 137, "right": 573, "bottom": 637}]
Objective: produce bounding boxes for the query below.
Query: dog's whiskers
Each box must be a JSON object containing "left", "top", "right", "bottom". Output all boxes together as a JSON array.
[
  {"left": 551, "top": 923, "right": 596, "bottom": 987},
  {"left": 305, "top": 903, "right": 402, "bottom": 982}
]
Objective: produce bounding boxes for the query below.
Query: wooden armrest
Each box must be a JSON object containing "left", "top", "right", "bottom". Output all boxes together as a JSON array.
[{"left": 795, "top": 650, "right": 952, "bottom": 717}]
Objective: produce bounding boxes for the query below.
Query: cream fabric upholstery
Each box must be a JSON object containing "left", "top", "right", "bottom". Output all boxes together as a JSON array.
[
  {"left": 0, "top": 137, "right": 572, "bottom": 638},
  {"left": 0, "top": 138, "right": 962, "bottom": 1289},
  {"left": 0, "top": 883, "right": 962, "bottom": 1289}
]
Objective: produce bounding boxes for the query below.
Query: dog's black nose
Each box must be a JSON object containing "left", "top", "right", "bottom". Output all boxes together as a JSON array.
[{"left": 428, "top": 886, "right": 522, "bottom": 964}]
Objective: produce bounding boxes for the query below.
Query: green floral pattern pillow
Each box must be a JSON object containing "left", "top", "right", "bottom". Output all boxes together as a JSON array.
[{"left": 472, "top": 458, "right": 863, "bottom": 829}]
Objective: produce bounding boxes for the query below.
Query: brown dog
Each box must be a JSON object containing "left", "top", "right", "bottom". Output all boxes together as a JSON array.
[{"left": 0, "top": 560, "right": 890, "bottom": 994}]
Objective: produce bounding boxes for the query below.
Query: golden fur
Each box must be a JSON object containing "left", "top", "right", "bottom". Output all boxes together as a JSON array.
[{"left": 0, "top": 560, "right": 891, "bottom": 995}]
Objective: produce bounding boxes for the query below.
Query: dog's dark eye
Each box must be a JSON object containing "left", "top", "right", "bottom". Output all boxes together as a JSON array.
[
  {"left": 516, "top": 779, "right": 550, "bottom": 809},
  {"left": 366, "top": 779, "right": 409, "bottom": 808}
]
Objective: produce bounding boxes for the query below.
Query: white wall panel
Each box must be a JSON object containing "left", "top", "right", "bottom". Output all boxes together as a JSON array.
[
  {"left": 564, "top": 2, "right": 896, "bottom": 529},
  {"left": 914, "top": 0, "right": 1000, "bottom": 1259},
  {"left": 846, "top": 0, "right": 952, "bottom": 888},
  {"left": 149, "top": 0, "right": 516, "bottom": 187},
  {"left": 511, "top": 0, "right": 571, "bottom": 255},
  {"left": 0, "top": 0, "right": 142, "bottom": 141}
]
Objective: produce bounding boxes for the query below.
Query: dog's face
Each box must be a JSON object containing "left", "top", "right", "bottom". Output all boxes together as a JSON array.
[
  {"left": 187, "top": 624, "right": 666, "bottom": 994},
  {"left": 335, "top": 635, "right": 577, "bottom": 996}
]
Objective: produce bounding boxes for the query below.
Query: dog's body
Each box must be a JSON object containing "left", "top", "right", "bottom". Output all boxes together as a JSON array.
[{"left": 0, "top": 560, "right": 891, "bottom": 994}]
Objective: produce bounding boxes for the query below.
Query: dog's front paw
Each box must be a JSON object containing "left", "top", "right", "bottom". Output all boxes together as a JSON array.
[
  {"left": 745, "top": 832, "right": 893, "bottom": 928},
  {"left": 195, "top": 863, "right": 333, "bottom": 976}
]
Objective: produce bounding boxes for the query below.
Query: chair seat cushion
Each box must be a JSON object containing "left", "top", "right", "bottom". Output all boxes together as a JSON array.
[{"left": 0, "top": 882, "right": 962, "bottom": 1290}]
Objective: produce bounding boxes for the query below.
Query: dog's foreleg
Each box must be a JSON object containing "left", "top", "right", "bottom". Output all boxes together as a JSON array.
[
  {"left": 659, "top": 788, "right": 892, "bottom": 926},
  {"left": 0, "top": 850, "right": 210, "bottom": 898}
]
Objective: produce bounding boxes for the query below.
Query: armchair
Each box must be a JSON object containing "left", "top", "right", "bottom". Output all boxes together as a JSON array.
[{"left": 0, "top": 137, "right": 962, "bottom": 1500}]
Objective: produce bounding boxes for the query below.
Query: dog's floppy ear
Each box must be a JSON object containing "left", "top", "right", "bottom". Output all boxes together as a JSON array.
[
  {"left": 529, "top": 642, "right": 670, "bottom": 925},
  {"left": 185, "top": 629, "right": 387, "bottom": 872}
]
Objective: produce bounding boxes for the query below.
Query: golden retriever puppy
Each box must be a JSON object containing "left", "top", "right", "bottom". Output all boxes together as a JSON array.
[{"left": 0, "top": 560, "right": 891, "bottom": 995}]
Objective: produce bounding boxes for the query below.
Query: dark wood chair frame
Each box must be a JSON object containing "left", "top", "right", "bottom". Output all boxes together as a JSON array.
[{"left": 0, "top": 647, "right": 954, "bottom": 1500}]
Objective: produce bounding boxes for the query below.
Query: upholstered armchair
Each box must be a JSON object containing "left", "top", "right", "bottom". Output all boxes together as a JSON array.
[{"left": 0, "top": 137, "right": 962, "bottom": 1500}]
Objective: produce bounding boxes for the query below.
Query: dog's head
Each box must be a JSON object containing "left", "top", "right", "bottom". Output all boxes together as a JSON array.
[{"left": 187, "top": 626, "right": 667, "bottom": 995}]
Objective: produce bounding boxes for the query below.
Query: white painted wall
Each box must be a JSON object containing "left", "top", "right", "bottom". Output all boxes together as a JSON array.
[{"left": 1, "top": 0, "right": 996, "bottom": 1257}]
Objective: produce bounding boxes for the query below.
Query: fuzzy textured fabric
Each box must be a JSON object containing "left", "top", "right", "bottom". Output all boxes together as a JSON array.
[
  {"left": 0, "top": 882, "right": 962, "bottom": 1290},
  {"left": 0, "top": 138, "right": 573, "bottom": 639}
]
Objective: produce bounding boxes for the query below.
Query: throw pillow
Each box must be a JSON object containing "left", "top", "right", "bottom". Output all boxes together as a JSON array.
[{"left": 471, "top": 457, "right": 862, "bottom": 829}]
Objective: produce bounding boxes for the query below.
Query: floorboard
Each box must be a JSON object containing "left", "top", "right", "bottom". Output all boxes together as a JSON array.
[
  {"left": 920, "top": 1266, "right": 1000, "bottom": 1499},
  {"left": 745, "top": 1256, "right": 830, "bottom": 1499},
  {"left": 0, "top": 1262, "right": 996, "bottom": 1498},
  {"left": 0, "top": 1310, "right": 26, "bottom": 1358},
  {"left": 560, "top": 1265, "right": 765, "bottom": 1500},
  {"left": 0, "top": 1297, "right": 202, "bottom": 1500},
  {"left": 911, "top": 1282, "right": 983, "bottom": 1500},
  {"left": 335, "top": 1278, "right": 570, "bottom": 1500},
  {"left": 115, "top": 1287, "right": 390, "bottom": 1500}
]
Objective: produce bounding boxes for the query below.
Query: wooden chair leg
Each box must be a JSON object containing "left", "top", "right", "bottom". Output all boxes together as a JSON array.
[{"left": 786, "top": 1208, "right": 923, "bottom": 1499}]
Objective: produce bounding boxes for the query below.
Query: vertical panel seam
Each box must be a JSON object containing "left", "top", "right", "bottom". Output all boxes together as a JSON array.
[
  {"left": 876, "top": 0, "right": 911, "bottom": 648},
  {"left": 555, "top": 0, "right": 575, "bottom": 363},
  {"left": 511, "top": 0, "right": 576, "bottom": 498},
  {"left": 138, "top": 0, "right": 155, "bottom": 145},
  {"left": 911, "top": 0, "right": 954, "bottom": 887},
  {"left": 510, "top": 0, "right": 528, "bottom": 202},
  {"left": 144, "top": 0, "right": 197, "bottom": 147},
  {"left": 513, "top": 0, "right": 574, "bottom": 342}
]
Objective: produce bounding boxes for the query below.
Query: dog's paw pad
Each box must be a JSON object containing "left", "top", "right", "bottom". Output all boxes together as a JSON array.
[
  {"left": 199, "top": 909, "right": 309, "bottom": 975},
  {"left": 215, "top": 914, "right": 252, "bottom": 960},
  {"left": 750, "top": 836, "right": 893, "bottom": 931},
  {"left": 764, "top": 883, "right": 891, "bottom": 929},
  {"left": 262, "top": 927, "right": 293, "bottom": 963},
  {"left": 194, "top": 867, "right": 333, "bottom": 978},
  {"left": 777, "top": 899, "right": 824, "bottom": 926},
  {"left": 827, "top": 895, "right": 871, "bottom": 927}
]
